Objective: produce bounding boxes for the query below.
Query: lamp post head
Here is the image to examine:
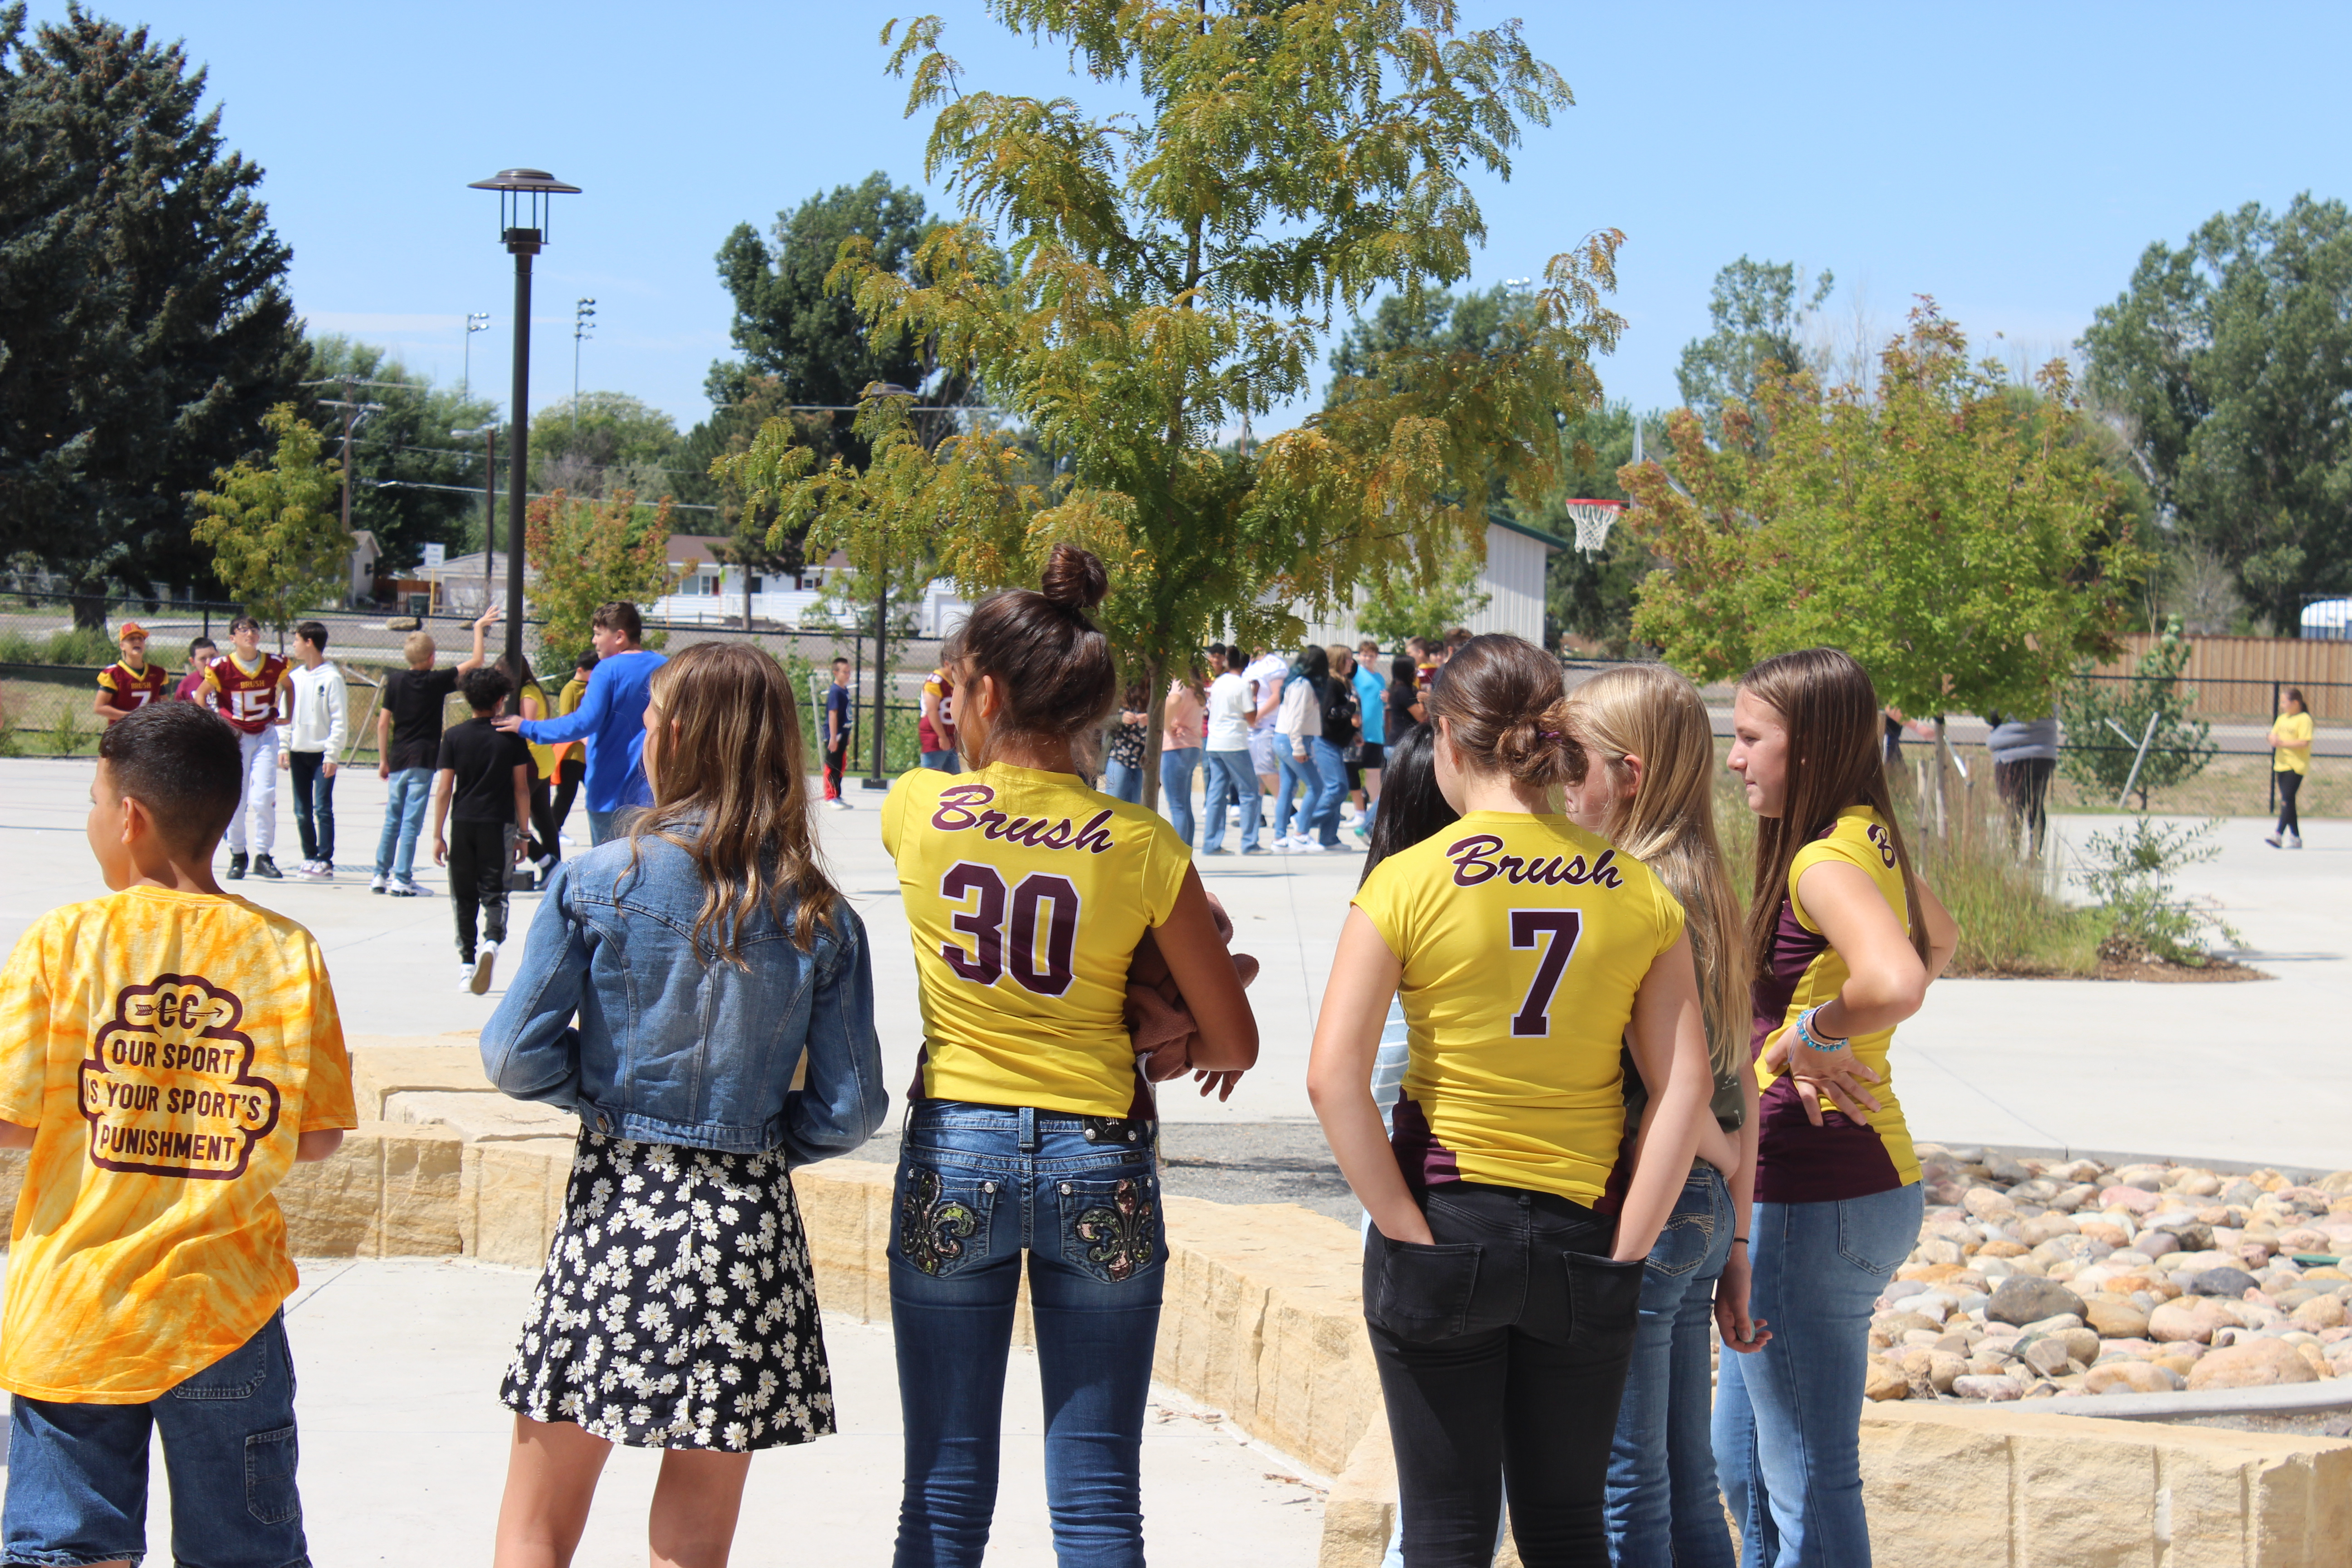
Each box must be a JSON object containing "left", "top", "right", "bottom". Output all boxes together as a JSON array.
[{"left": 467, "top": 168, "right": 581, "bottom": 254}]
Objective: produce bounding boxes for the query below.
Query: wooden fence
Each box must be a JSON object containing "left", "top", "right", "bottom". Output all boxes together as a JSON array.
[{"left": 2082, "top": 634, "right": 2352, "bottom": 722}]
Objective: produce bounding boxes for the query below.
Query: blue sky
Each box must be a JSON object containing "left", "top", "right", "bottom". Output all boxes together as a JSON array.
[{"left": 43, "top": 0, "right": 2352, "bottom": 434}]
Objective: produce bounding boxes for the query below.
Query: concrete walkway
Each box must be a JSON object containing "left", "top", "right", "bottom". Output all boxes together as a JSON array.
[
  {"left": 0, "top": 1258, "right": 1324, "bottom": 1564},
  {"left": 1, "top": 757, "right": 2344, "bottom": 1163}
]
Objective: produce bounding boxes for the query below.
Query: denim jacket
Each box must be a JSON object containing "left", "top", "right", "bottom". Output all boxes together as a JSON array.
[{"left": 480, "top": 833, "right": 886, "bottom": 1163}]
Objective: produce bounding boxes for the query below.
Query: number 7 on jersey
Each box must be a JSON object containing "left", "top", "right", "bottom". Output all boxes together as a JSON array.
[{"left": 1509, "top": 910, "right": 1583, "bottom": 1037}]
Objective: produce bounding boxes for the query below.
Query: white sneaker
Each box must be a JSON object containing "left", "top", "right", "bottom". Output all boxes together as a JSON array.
[
  {"left": 828, "top": 798, "right": 853, "bottom": 811},
  {"left": 2265, "top": 832, "right": 2283, "bottom": 848},
  {"left": 470, "top": 943, "right": 498, "bottom": 995},
  {"left": 295, "top": 859, "right": 332, "bottom": 880},
  {"left": 392, "top": 876, "right": 434, "bottom": 897},
  {"left": 2285, "top": 831, "right": 2303, "bottom": 849},
  {"left": 457, "top": 962, "right": 478, "bottom": 991},
  {"left": 369, "top": 872, "right": 388, "bottom": 892}
]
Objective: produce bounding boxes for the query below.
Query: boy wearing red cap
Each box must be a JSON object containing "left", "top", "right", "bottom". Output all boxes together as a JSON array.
[{"left": 93, "top": 623, "right": 172, "bottom": 725}]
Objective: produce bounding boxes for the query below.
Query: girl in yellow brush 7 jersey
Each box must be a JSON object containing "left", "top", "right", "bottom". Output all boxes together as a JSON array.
[
  {"left": 1307, "top": 635, "right": 1720, "bottom": 1566},
  {"left": 881, "top": 544, "right": 1257, "bottom": 1568}
]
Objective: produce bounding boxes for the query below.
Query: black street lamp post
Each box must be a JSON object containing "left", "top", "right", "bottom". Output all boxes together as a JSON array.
[{"left": 466, "top": 167, "right": 581, "bottom": 674}]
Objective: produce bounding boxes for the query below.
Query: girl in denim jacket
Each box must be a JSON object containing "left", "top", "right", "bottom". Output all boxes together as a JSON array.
[{"left": 481, "top": 641, "right": 886, "bottom": 1568}]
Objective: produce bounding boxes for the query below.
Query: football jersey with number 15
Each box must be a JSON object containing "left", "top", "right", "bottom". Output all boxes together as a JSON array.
[
  {"left": 1351, "top": 811, "right": 1686, "bottom": 1209},
  {"left": 882, "top": 763, "right": 1189, "bottom": 1118},
  {"left": 201, "top": 653, "right": 290, "bottom": 736}
]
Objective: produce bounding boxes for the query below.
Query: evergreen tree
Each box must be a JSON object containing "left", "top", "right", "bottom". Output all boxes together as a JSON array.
[{"left": 0, "top": 5, "right": 308, "bottom": 621}]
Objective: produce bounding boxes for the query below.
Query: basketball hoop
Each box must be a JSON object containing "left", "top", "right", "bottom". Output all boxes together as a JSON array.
[{"left": 1565, "top": 498, "right": 1625, "bottom": 556}]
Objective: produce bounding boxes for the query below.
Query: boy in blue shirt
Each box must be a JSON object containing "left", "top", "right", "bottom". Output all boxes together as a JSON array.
[
  {"left": 823, "top": 656, "right": 854, "bottom": 810},
  {"left": 496, "top": 602, "right": 665, "bottom": 845}
]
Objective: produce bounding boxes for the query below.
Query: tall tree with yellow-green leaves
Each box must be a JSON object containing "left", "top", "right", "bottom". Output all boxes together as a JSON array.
[
  {"left": 189, "top": 404, "right": 348, "bottom": 633},
  {"left": 717, "top": 0, "right": 1623, "bottom": 802}
]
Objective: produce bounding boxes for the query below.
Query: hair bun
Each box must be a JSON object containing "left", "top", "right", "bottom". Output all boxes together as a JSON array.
[{"left": 1039, "top": 543, "right": 1109, "bottom": 614}]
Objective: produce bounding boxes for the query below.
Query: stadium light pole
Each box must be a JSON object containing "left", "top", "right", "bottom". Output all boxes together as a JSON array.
[
  {"left": 462, "top": 312, "right": 489, "bottom": 397},
  {"left": 466, "top": 167, "right": 581, "bottom": 674},
  {"left": 573, "top": 299, "right": 596, "bottom": 408}
]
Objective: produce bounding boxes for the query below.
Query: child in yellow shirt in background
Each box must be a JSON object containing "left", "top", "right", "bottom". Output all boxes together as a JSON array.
[
  {"left": 0, "top": 701, "right": 356, "bottom": 1566},
  {"left": 2267, "top": 686, "right": 2314, "bottom": 849}
]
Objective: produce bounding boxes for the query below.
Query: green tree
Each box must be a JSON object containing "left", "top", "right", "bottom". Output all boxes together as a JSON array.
[
  {"left": 0, "top": 4, "right": 309, "bottom": 620},
  {"left": 1356, "top": 554, "right": 1491, "bottom": 648},
  {"left": 2082, "top": 195, "right": 2352, "bottom": 633},
  {"left": 523, "top": 489, "right": 677, "bottom": 657},
  {"left": 713, "top": 172, "right": 978, "bottom": 471},
  {"left": 2056, "top": 623, "right": 2216, "bottom": 809},
  {"left": 723, "top": 3, "right": 1621, "bottom": 802},
  {"left": 304, "top": 335, "right": 497, "bottom": 573},
  {"left": 189, "top": 406, "right": 347, "bottom": 631},
  {"left": 1625, "top": 303, "right": 2144, "bottom": 720},
  {"left": 1676, "top": 256, "right": 1833, "bottom": 422},
  {"left": 525, "top": 392, "right": 687, "bottom": 502}
]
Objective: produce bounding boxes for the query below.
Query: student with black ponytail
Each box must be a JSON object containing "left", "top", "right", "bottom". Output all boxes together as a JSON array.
[{"left": 881, "top": 544, "right": 1259, "bottom": 1566}]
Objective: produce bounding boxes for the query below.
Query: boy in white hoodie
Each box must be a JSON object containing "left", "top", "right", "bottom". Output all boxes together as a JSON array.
[{"left": 277, "top": 619, "right": 348, "bottom": 879}]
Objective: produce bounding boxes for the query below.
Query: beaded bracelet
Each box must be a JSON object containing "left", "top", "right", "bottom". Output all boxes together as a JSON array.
[{"left": 1793, "top": 1004, "right": 1849, "bottom": 1055}]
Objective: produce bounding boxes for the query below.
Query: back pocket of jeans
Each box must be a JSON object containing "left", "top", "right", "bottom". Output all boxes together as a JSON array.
[
  {"left": 245, "top": 1424, "right": 300, "bottom": 1526},
  {"left": 1563, "top": 1250, "right": 1645, "bottom": 1363},
  {"left": 892, "top": 1161, "right": 997, "bottom": 1279},
  {"left": 1057, "top": 1171, "right": 1163, "bottom": 1285},
  {"left": 1368, "top": 1234, "right": 1482, "bottom": 1343}
]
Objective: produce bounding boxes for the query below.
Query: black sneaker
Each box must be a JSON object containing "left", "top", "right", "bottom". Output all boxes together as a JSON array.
[
  {"left": 227, "top": 853, "right": 248, "bottom": 880},
  {"left": 251, "top": 855, "right": 284, "bottom": 880}
]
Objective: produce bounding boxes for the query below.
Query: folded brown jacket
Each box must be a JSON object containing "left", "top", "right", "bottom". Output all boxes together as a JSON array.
[{"left": 1125, "top": 892, "right": 1259, "bottom": 1082}]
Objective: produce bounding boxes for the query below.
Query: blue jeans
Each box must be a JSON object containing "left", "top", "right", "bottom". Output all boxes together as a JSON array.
[
  {"left": 921, "top": 748, "right": 961, "bottom": 774},
  {"left": 1200, "top": 750, "right": 1259, "bottom": 851},
  {"left": 1274, "top": 747, "right": 1314, "bottom": 840},
  {"left": 1713, "top": 1181, "right": 1924, "bottom": 1568},
  {"left": 3, "top": 1312, "right": 306, "bottom": 1567},
  {"left": 889, "top": 1102, "right": 1165, "bottom": 1568},
  {"left": 1606, "top": 1162, "right": 1737, "bottom": 1568},
  {"left": 1157, "top": 746, "right": 1200, "bottom": 850},
  {"left": 585, "top": 807, "right": 644, "bottom": 846},
  {"left": 373, "top": 765, "right": 432, "bottom": 878},
  {"left": 1308, "top": 735, "right": 1346, "bottom": 845},
  {"left": 1101, "top": 759, "right": 1143, "bottom": 803}
]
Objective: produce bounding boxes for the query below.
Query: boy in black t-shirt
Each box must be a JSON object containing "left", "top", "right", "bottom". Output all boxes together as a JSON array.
[
  {"left": 429, "top": 667, "right": 531, "bottom": 995},
  {"left": 823, "top": 656, "right": 854, "bottom": 809},
  {"left": 372, "top": 607, "right": 496, "bottom": 895}
]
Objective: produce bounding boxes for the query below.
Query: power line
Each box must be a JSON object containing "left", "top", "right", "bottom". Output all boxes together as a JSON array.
[{"left": 364, "top": 477, "right": 719, "bottom": 514}]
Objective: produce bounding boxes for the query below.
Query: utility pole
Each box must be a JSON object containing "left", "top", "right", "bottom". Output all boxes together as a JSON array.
[{"left": 573, "top": 299, "right": 596, "bottom": 409}]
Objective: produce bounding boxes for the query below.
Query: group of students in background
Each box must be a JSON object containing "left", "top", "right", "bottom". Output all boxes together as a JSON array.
[{"left": 24, "top": 551, "right": 1957, "bottom": 1567}]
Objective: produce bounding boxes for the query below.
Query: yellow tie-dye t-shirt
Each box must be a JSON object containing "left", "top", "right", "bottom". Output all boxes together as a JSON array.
[{"left": 0, "top": 887, "right": 356, "bottom": 1402}]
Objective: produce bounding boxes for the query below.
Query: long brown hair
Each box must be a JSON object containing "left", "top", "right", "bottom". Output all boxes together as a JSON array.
[
  {"left": 944, "top": 543, "right": 1117, "bottom": 769},
  {"left": 1421, "top": 633, "right": 1583, "bottom": 789},
  {"left": 626, "top": 642, "right": 840, "bottom": 962},
  {"left": 1563, "top": 666, "right": 1748, "bottom": 1082},
  {"left": 1737, "top": 647, "right": 1928, "bottom": 975}
]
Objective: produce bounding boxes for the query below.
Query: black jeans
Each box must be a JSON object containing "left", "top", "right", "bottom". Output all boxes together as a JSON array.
[
  {"left": 289, "top": 749, "right": 335, "bottom": 863},
  {"left": 524, "top": 774, "right": 561, "bottom": 864},
  {"left": 1994, "top": 756, "right": 2054, "bottom": 853},
  {"left": 548, "top": 752, "right": 584, "bottom": 838},
  {"left": 2276, "top": 769, "right": 2303, "bottom": 836},
  {"left": 1366, "top": 1183, "right": 1645, "bottom": 1567},
  {"left": 446, "top": 818, "right": 510, "bottom": 961}
]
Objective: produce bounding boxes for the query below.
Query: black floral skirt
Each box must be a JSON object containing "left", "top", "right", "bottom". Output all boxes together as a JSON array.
[{"left": 500, "top": 1131, "right": 835, "bottom": 1451}]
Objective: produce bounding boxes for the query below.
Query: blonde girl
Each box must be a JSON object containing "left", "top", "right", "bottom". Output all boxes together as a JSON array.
[
  {"left": 1559, "top": 665, "right": 1764, "bottom": 1568},
  {"left": 1713, "top": 647, "right": 1957, "bottom": 1567},
  {"left": 483, "top": 642, "right": 886, "bottom": 1568},
  {"left": 1308, "top": 634, "right": 1717, "bottom": 1564}
]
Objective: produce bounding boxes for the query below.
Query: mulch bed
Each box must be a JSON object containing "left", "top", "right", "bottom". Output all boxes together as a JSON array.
[{"left": 2091, "top": 955, "right": 2272, "bottom": 983}]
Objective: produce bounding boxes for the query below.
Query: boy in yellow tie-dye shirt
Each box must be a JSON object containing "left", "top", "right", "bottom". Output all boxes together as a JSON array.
[{"left": 0, "top": 701, "right": 355, "bottom": 1567}]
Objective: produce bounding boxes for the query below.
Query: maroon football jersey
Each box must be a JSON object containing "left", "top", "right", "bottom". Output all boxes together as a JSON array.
[
  {"left": 96, "top": 660, "right": 173, "bottom": 713},
  {"left": 202, "top": 653, "right": 289, "bottom": 735}
]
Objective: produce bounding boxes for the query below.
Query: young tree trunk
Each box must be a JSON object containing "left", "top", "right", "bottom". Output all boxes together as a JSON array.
[{"left": 1141, "top": 654, "right": 1166, "bottom": 811}]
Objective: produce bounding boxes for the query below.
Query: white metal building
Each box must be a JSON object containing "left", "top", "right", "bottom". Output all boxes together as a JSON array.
[{"left": 1295, "top": 517, "right": 1563, "bottom": 650}]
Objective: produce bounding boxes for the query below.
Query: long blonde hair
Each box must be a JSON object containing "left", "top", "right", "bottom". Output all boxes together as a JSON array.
[
  {"left": 1563, "top": 665, "right": 1749, "bottom": 1083},
  {"left": 627, "top": 642, "right": 840, "bottom": 962}
]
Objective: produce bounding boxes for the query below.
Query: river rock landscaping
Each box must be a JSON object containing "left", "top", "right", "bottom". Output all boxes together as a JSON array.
[{"left": 1859, "top": 1147, "right": 2352, "bottom": 1403}]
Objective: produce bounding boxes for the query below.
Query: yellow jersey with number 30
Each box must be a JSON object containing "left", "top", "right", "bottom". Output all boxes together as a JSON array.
[
  {"left": 882, "top": 763, "right": 1190, "bottom": 1117},
  {"left": 1352, "top": 811, "right": 1686, "bottom": 1206}
]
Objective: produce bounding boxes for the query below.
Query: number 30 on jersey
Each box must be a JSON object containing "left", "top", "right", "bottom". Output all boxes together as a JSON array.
[{"left": 938, "top": 861, "right": 1081, "bottom": 997}]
